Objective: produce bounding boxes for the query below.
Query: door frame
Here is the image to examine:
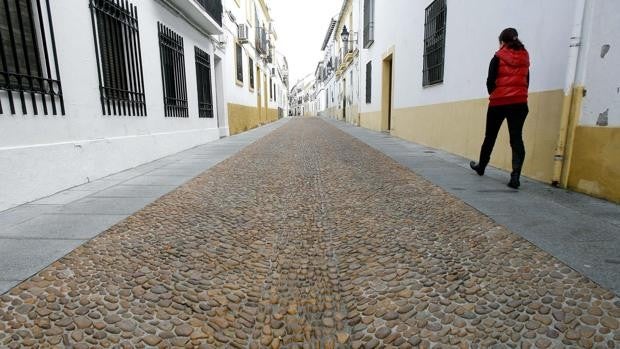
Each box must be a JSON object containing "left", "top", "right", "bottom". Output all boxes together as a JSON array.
[
  {"left": 214, "top": 54, "right": 226, "bottom": 136},
  {"left": 263, "top": 73, "right": 268, "bottom": 121},
  {"left": 381, "top": 47, "right": 395, "bottom": 132},
  {"left": 342, "top": 78, "right": 347, "bottom": 121},
  {"left": 256, "top": 66, "right": 262, "bottom": 123}
]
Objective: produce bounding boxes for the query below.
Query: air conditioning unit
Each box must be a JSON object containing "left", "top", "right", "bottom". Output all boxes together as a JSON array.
[{"left": 238, "top": 24, "right": 249, "bottom": 43}]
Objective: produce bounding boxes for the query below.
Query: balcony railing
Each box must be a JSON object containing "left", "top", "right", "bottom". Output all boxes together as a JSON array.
[
  {"left": 256, "top": 27, "right": 268, "bottom": 54},
  {"left": 195, "top": 0, "right": 222, "bottom": 27}
]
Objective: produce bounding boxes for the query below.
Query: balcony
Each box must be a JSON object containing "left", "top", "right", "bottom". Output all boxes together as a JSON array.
[
  {"left": 196, "top": 0, "right": 223, "bottom": 27},
  {"left": 167, "top": 0, "right": 223, "bottom": 35},
  {"left": 256, "top": 27, "right": 268, "bottom": 55}
]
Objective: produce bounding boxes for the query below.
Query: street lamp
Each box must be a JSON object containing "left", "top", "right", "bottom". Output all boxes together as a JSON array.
[
  {"left": 340, "top": 25, "right": 355, "bottom": 53},
  {"left": 341, "top": 25, "right": 350, "bottom": 43}
]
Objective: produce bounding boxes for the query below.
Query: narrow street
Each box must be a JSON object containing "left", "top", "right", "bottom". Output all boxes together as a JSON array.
[{"left": 1, "top": 118, "right": 619, "bottom": 348}]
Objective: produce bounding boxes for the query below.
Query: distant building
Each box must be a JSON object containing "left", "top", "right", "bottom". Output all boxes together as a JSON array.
[{"left": 289, "top": 74, "right": 315, "bottom": 117}]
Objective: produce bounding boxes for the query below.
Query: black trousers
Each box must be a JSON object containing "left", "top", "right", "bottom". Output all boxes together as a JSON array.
[{"left": 478, "top": 103, "right": 529, "bottom": 174}]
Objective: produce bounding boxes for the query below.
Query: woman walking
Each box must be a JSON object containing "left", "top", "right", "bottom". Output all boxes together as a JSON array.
[{"left": 470, "top": 28, "right": 530, "bottom": 189}]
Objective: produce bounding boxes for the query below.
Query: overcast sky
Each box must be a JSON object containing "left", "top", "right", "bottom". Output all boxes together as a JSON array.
[{"left": 268, "top": 0, "right": 342, "bottom": 87}]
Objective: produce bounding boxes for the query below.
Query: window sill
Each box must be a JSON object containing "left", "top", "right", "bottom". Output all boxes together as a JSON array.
[
  {"left": 422, "top": 81, "right": 444, "bottom": 88},
  {"left": 236, "top": 80, "right": 244, "bottom": 87}
]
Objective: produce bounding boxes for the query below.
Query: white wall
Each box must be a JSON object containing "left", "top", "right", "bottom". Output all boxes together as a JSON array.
[
  {"left": 222, "top": 0, "right": 258, "bottom": 108},
  {"left": 222, "top": 0, "right": 285, "bottom": 112},
  {"left": 360, "top": 0, "right": 578, "bottom": 113},
  {"left": 577, "top": 0, "right": 620, "bottom": 126},
  {"left": 0, "top": 1, "right": 221, "bottom": 211}
]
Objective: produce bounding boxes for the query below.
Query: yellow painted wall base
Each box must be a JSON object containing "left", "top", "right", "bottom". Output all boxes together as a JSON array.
[
  {"left": 360, "top": 111, "right": 382, "bottom": 132},
  {"left": 568, "top": 126, "right": 620, "bottom": 203},
  {"left": 346, "top": 104, "right": 360, "bottom": 126},
  {"left": 360, "top": 90, "right": 565, "bottom": 183},
  {"left": 267, "top": 108, "right": 278, "bottom": 123},
  {"left": 323, "top": 107, "right": 342, "bottom": 120},
  {"left": 228, "top": 103, "right": 278, "bottom": 136}
]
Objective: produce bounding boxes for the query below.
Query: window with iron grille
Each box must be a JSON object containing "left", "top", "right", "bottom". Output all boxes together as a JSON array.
[
  {"left": 363, "top": 0, "right": 374, "bottom": 48},
  {"left": 235, "top": 42, "right": 243, "bottom": 83},
  {"left": 0, "top": 0, "right": 64, "bottom": 115},
  {"left": 195, "top": 46, "right": 212, "bottom": 118},
  {"left": 90, "top": 0, "right": 146, "bottom": 116},
  {"left": 158, "top": 22, "right": 187, "bottom": 117},
  {"left": 365, "top": 61, "right": 371, "bottom": 103},
  {"left": 248, "top": 57, "right": 254, "bottom": 89},
  {"left": 423, "top": 0, "right": 446, "bottom": 86}
]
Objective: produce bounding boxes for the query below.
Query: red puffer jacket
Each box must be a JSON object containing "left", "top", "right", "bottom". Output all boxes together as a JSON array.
[{"left": 489, "top": 46, "right": 530, "bottom": 106}]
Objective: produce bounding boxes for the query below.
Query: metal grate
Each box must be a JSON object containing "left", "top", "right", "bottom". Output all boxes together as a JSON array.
[
  {"left": 194, "top": 46, "right": 212, "bottom": 118},
  {"left": 158, "top": 22, "right": 187, "bottom": 117},
  {"left": 423, "top": 0, "right": 446, "bottom": 86},
  {"left": 365, "top": 61, "right": 371, "bottom": 103},
  {"left": 195, "top": 0, "right": 222, "bottom": 27},
  {"left": 363, "top": 0, "right": 374, "bottom": 48},
  {"left": 255, "top": 26, "right": 267, "bottom": 54},
  {"left": 248, "top": 56, "right": 253, "bottom": 89},
  {"left": 235, "top": 42, "right": 243, "bottom": 83},
  {"left": 0, "top": 0, "right": 64, "bottom": 115},
  {"left": 90, "top": 0, "right": 146, "bottom": 116}
]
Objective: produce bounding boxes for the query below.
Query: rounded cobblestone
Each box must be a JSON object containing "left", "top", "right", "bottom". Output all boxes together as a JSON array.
[{"left": 0, "top": 118, "right": 618, "bottom": 348}]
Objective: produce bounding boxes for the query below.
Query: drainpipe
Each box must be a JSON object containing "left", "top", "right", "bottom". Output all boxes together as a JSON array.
[{"left": 552, "top": 0, "right": 586, "bottom": 187}]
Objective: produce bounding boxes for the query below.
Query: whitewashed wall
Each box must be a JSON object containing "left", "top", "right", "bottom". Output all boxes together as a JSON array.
[
  {"left": 360, "top": 0, "right": 578, "bottom": 114},
  {"left": 222, "top": 0, "right": 258, "bottom": 107},
  {"left": 577, "top": 0, "right": 620, "bottom": 126},
  {"left": 0, "top": 1, "right": 221, "bottom": 211},
  {"left": 222, "top": 0, "right": 285, "bottom": 112}
]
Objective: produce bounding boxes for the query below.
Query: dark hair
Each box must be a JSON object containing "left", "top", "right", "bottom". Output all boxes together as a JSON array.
[{"left": 499, "top": 28, "right": 525, "bottom": 50}]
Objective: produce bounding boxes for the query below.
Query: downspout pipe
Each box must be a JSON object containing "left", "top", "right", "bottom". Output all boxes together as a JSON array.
[{"left": 552, "top": 0, "right": 586, "bottom": 186}]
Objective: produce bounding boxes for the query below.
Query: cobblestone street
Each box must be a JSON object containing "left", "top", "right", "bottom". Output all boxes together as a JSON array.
[{"left": 1, "top": 118, "right": 619, "bottom": 348}]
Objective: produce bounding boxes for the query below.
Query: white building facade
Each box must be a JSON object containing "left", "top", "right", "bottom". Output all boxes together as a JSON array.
[
  {"left": 0, "top": 0, "right": 225, "bottom": 211},
  {"left": 0, "top": 0, "right": 288, "bottom": 212},
  {"left": 316, "top": 0, "right": 361, "bottom": 125},
  {"left": 312, "top": 0, "right": 620, "bottom": 202},
  {"left": 220, "top": 0, "right": 288, "bottom": 134}
]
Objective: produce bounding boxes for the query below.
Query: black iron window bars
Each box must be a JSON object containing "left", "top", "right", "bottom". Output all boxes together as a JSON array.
[
  {"left": 365, "top": 61, "right": 372, "bottom": 103},
  {"left": 248, "top": 57, "right": 254, "bottom": 89},
  {"left": 0, "top": 0, "right": 64, "bottom": 115},
  {"left": 423, "top": 0, "right": 447, "bottom": 86},
  {"left": 194, "top": 46, "right": 213, "bottom": 118},
  {"left": 363, "top": 0, "right": 374, "bottom": 48},
  {"left": 158, "top": 22, "right": 188, "bottom": 117},
  {"left": 235, "top": 41, "right": 243, "bottom": 83},
  {"left": 90, "top": 0, "right": 146, "bottom": 116}
]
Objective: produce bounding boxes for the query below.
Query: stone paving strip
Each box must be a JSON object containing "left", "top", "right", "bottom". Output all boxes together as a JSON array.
[{"left": 0, "top": 118, "right": 619, "bottom": 348}]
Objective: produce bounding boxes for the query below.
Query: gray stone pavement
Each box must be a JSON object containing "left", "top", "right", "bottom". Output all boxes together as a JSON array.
[
  {"left": 325, "top": 117, "right": 620, "bottom": 295},
  {"left": 0, "top": 119, "right": 288, "bottom": 295}
]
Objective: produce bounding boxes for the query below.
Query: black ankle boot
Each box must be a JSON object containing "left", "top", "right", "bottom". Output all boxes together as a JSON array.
[
  {"left": 470, "top": 161, "right": 485, "bottom": 176},
  {"left": 507, "top": 173, "right": 520, "bottom": 189}
]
